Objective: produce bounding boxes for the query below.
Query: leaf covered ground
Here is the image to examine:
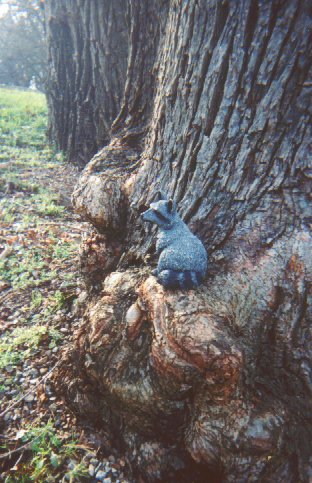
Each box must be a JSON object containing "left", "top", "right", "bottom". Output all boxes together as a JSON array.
[{"left": 0, "top": 88, "right": 130, "bottom": 482}]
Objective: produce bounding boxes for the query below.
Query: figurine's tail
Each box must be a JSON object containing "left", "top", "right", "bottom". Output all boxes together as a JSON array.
[{"left": 157, "top": 269, "right": 204, "bottom": 289}]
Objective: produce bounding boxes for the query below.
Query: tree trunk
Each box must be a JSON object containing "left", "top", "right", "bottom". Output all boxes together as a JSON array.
[
  {"left": 45, "top": 0, "right": 128, "bottom": 164},
  {"left": 46, "top": 0, "right": 312, "bottom": 481}
]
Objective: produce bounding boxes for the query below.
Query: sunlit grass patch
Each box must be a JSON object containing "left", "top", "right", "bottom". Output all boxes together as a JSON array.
[
  {"left": 33, "top": 193, "right": 65, "bottom": 217},
  {"left": 0, "top": 323, "right": 64, "bottom": 371},
  {"left": 0, "top": 325, "right": 47, "bottom": 369},
  {"left": 0, "top": 236, "right": 78, "bottom": 289},
  {"left": 0, "top": 87, "right": 47, "bottom": 149},
  {"left": 0, "top": 246, "right": 55, "bottom": 289},
  {"left": 0, "top": 191, "right": 65, "bottom": 232},
  {"left": 0, "top": 87, "right": 63, "bottom": 178},
  {"left": 30, "top": 289, "right": 44, "bottom": 309},
  {"left": 0, "top": 87, "right": 46, "bottom": 112}
]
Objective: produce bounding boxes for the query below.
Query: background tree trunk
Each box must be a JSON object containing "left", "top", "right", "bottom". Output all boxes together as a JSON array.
[
  {"left": 45, "top": 1, "right": 312, "bottom": 481},
  {"left": 45, "top": 0, "right": 128, "bottom": 164}
]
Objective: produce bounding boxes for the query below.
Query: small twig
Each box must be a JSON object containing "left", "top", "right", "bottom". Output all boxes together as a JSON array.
[
  {"left": 0, "top": 246, "right": 13, "bottom": 259},
  {"left": 36, "top": 221, "right": 65, "bottom": 226},
  {"left": 7, "top": 200, "right": 26, "bottom": 208},
  {"left": 0, "top": 359, "right": 62, "bottom": 419},
  {"left": 0, "top": 439, "right": 33, "bottom": 460},
  {"left": 12, "top": 450, "right": 24, "bottom": 467}
]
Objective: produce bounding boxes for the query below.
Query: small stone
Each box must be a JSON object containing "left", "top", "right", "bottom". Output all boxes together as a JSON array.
[
  {"left": 90, "top": 458, "right": 99, "bottom": 466},
  {"left": 125, "top": 303, "right": 142, "bottom": 326},
  {"left": 96, "top": 470, "right": 106, "bottom": 480},
  {"left": 24, "top": 393, "right": 34, "bottom": 403},
  {"left": 39, "top": 367, "right": 48, "bottom": 374},
  {"left": 88, "top": 464, "right": 96, "bottom": 477},
  {"left": 85, "top": 452, "right": 96, "bottom": 460},
  {"left": 103, "top": 478, "right": 112, "bottom": 483},
  {"left": 68, "top": 459, "right": 77, "bottom": 470},
  {"left": 45, "top": 385, "right": 52, "bottom": 395},
  {"left": 0, "top": 280, "right": 10, "bottom": 291}
]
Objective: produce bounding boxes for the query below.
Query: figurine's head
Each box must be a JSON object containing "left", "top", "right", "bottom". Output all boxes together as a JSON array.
[{"left": 141, "top": 192, "right": 177, "bottom": 229}]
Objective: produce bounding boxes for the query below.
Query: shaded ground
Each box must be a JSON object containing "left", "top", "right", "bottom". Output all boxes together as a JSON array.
[{"left": 0, "top": 88, "right": 131, "bottom": 482}]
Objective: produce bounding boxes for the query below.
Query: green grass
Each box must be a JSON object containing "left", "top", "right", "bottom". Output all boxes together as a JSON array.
[
  {"left": 0, "top": 87, "right": 85, "bottom": 482},
  {"left": 0, "top": 236, "right": 78, "bottom": 289},
  {"left": 33, "top": 191, "right": 65, "bottom": 217},
  {"left": 0, "top": 245, "right": 56, "bottom": 289},
  {"left": 0, "top": 87, "right": 78, "bottom": 289},
  {"left": 0, "top": 87, "right": 58, "bottom": 184},
  {"left": 0, "top": 323, "right": 64, "bottom": 370},
  {"left": 0, "top": 87, "right": 47, "bottom": 150},
  {"left": 0, "top": 325, "right": 48, "bottom": 370},
  {"left": 0, "top": 85, "right": 77, "bottom": 387},
  {"left": 3, "top": 420, "right": 89, "bottom": 482}
]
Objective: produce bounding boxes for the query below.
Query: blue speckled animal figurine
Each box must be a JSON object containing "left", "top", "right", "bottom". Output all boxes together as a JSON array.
[{"left": 141, "top": 193, "right": 207, "bottom": 289}]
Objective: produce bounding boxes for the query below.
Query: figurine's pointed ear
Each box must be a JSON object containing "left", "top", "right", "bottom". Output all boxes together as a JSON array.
[
  {"left": 167, "top": 199, "right": 176, "bottom": 213},
  {"left": 155, "top": 191, "right": 165, "bottom": 201}
]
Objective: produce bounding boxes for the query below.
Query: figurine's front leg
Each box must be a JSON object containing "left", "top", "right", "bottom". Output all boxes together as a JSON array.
[
  {"left": 154, "top": 234, "right": 167, "bottom": 276},
  {"left": 156, "top": 234, "right": 168, "bottom": 255}
]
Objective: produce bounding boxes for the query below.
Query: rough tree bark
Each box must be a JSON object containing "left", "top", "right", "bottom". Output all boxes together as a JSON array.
[
  {"left": 45, "top": 1, "right": 312, "bottom": 481},
  {"left": 45, "top": 0, "right": 128, "bottom": 164}
]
